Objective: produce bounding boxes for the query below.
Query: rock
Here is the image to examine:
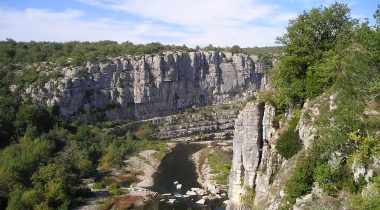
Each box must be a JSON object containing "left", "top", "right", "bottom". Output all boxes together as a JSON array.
[
  {"left": 191, "top": 187, "right": 201, "bottom": 192},
  {"left": 228, "top": 103, "right": 281, "bottom": 207},
  {"left": 197, "top": 189, "right": 207, "bottom": 196},
  {"left": 20, "top": 52, "right": 270, "bottom": 121},
  {"left": 196, "top": 199, "right": 206, "bottom": 205},
  {"left": 293, "top": 194, "right": 312, "bottom": 210},
  {"left": 167, "top": 199, "right": 176, "bottom": 204},
  {"left": 186, "top": 191, "right": 197, "bottom": 196},
  {"left": 228, "top": 103, "right": 265, "bottom": 203},
  {"left": 352, "top": 163, "right": 367, "bottom": 181},
  {"left": 210, "top": 188, "right": 219, "bottom": 195}
]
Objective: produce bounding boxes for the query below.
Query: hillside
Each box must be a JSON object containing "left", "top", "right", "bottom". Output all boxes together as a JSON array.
[{"left": 227, "top": 3, "right": 380, "bottom": 210}]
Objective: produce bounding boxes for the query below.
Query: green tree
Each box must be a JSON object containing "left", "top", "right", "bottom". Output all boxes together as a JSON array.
[
  {"left": 31, "top": 163, "right": 72, "bottom": 209},
  {"left": 271, "top": 3, "right": 355, "bottom": 108},
  {"left": 229, "top": 45, "right": 242, "bottom": 54},
  {"left": 14, "top": 105, "right": 53, "bottom": 136}
]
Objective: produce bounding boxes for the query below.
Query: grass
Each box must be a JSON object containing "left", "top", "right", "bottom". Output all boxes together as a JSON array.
[{"left": 208, "top": 150, "right": 232, "bottom": 186}]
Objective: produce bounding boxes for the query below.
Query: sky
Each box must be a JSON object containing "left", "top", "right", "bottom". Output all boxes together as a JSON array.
[{"left": 0, "top": 0, "right": 378, "bottom": 47}]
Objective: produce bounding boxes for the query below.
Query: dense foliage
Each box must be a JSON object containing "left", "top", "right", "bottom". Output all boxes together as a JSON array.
[
  {"left": 0, "top": 40, "right": 280, "bottom": 68},
  {"left": 269, "top": 3, "right": 380, "bottom": 209},
  {"left": 275, "top": 109, "right": 301, "bottom": 159},
  {"left": 0, "top": 78, "right": 165, "bottom": 210},
  {"left": 269, "top": 3, "right": 356, "bottom": 109}
]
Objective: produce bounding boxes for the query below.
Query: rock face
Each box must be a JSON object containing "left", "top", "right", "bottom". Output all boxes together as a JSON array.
[
  {"left": 226, "top": 93, "right": 343, "bottom": 209},
  {"left": 23, "top": 51, "right": 269, "bottom": 120},
  {"left": 227, "top": 102, "right": 280, "bottom": 209}
]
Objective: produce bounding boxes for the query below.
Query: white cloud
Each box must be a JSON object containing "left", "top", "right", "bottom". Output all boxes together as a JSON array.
[
  {"left": 0, "top": 7, "right": 187, "bottom": 43},
  {"left": 78, "top": 0, "right": 278, "bottom": 27},
  {"left": 0, "top": 0, "right": 296, "bottom": 46}
]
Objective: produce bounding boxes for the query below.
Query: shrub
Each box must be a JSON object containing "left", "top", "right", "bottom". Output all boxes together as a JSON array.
[
  {"left": 14, "top": 104, "right": 54, "bottom": 136},
  {"left": 285, "top": 155, "right": 315, "bottom": 203},
  {"left": 242, "top": 187, "right": 255, "bottom": 207},
  {"left": 276, "top": 110, "right": 301, "bottom": 159},
  {"left": 134, "top": 124, "right": 154, "bottom": 140}
]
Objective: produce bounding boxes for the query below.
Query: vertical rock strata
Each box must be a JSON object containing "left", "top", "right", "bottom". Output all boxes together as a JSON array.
[
  {"left": 228, "top": 103, "right": 280, "bottom": 209},
  {"left": 23, "top": 51, "right": 269, "bottom": 120}
]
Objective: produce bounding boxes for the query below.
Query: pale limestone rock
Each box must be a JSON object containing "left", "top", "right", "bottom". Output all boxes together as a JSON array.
[
  {"left": 298, "top": 100, "right": 320, "bottom": 150},
  {"left": 196, "top": 199, "right": 206, "bottom": 205},
  {"left": 228, "top": 102, "right": 265, "bottom": 203},
  {"left": 21, "top": 51, "right": 270, "bottom": 121},
  {"left": 228, "top": 103, "right": 281, "bottom": 209}
]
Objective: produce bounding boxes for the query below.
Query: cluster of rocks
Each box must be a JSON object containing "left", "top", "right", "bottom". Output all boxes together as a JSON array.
[
  {"left": 159, "top": 185, "right": 228, "bottom": 207},
  {"left": 17, "top": 51, "right": 270, "bottom": 121}
]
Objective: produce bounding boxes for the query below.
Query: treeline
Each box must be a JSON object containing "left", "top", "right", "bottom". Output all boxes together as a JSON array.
[
  {"left": 262, "top": 3, "right": 380, "bottom": 209},
  {"left": 0, "top": 39, "right": 281, "bottom": 66}
]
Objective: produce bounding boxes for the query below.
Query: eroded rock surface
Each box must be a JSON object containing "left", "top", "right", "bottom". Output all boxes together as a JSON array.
[
  {"left": 227, "top": 102, "right": 280, "bottom": 209},
  {"left": 21, "top": 51, "right": 269, "bottom": 120}
]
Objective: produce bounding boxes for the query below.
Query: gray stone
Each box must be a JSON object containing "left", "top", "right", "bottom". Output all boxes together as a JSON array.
[{"left": 19, "top": 51, "right": 270, "bottom": 121}]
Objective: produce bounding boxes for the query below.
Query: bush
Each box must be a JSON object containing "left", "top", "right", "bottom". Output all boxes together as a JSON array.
[
  {"left": 242, "top": 187, "right": 255, "bottom": 207},
  {"left": 99, "top": 143, "right": 124, "bottom": 170},
  {"left": 285, "top": 155, "right": 315, "bottom": 203},
  {"left": 276, "top": 110, "right": 301, "bottom": 159},
  {"left": 134, "top": 124, "right": 154, "bottom": 140},
  {"left": 14, "top": 104, "right": 54, "bottom": 136},
  {"left": 313, "top": 163, "right": 348, "bottom": 196}
]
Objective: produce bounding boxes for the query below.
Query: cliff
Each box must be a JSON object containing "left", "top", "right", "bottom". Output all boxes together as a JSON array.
[
  {"left": 21, "top": 51, "right": 269, "bottom": 121},
  {"left": 227, "top": 102, "right": 283, "bottom": 209}
]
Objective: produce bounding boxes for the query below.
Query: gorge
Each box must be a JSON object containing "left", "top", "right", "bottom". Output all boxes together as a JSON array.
[{"left": 1, "top": 2, "right": 380, "bottom": 210}]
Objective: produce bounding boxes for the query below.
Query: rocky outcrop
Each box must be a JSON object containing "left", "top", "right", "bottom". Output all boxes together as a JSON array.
[
  {"left": 21, "top": 51, "right": 269, "bottom": 120},
  {"left": 109, "top": 102, "right": 242, "bottom": 140},
  {"left": 227, "top": 102, "right": 281, "bottom": 209}
]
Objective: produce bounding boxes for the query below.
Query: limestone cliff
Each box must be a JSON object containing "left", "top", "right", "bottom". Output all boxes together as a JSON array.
[
  {"left": 226, "top": 93, "right": 349, "bottom": 210},
  {"left": 227, "top": 102, "right": 282, "bottom": 209},
  {"left": 21, "top": 51, "right": 269, "bottom": 120}
]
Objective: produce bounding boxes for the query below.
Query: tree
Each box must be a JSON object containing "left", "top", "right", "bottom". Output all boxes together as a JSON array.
[
  {"left": 31, "top": 163, "right": 72, "bottom": 209},
  {"left": 0, "top": 94, "right": 19, "bottom": 146},
  {"left": 14, "top": 105, "right": 53, "bottom": 136},
  {"left": 270, "top": 3, "right": 355, "bottom": 108},
  {"left": 229, "top": 45, "right": 242, "bottom": 54}
]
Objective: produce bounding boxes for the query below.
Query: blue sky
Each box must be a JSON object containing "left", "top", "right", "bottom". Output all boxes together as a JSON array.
[{"left": 0, "top": 0, "right": 378, "bottom": 47}]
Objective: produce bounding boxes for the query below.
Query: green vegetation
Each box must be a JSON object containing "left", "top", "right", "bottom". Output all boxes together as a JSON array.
[
  {"left": 242, "top": 46, "right": 283, "bottom": 57},
  {"left": 208, "top": 150, "right": 232, "bottom": 186},
  {"left": 266, "top": 3, "right": 380, "bottom": 208},
  {"left": 0, "top": 40, "right": 279, "bottom": 67},
  {"left": 0, "top": 40, "right": 191, "bottom": 66},
  {"left": 242, "top": 187, "right": 256, "bottom": 208},
  {"left": 268, "top": 3, "right": 356, "bottom": 110},
  {"left": 275, "top": 109, "right": 301, "bottom": 159},
  {"left": 0, "top": 90, "right": 166, "bottom": 210}
]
